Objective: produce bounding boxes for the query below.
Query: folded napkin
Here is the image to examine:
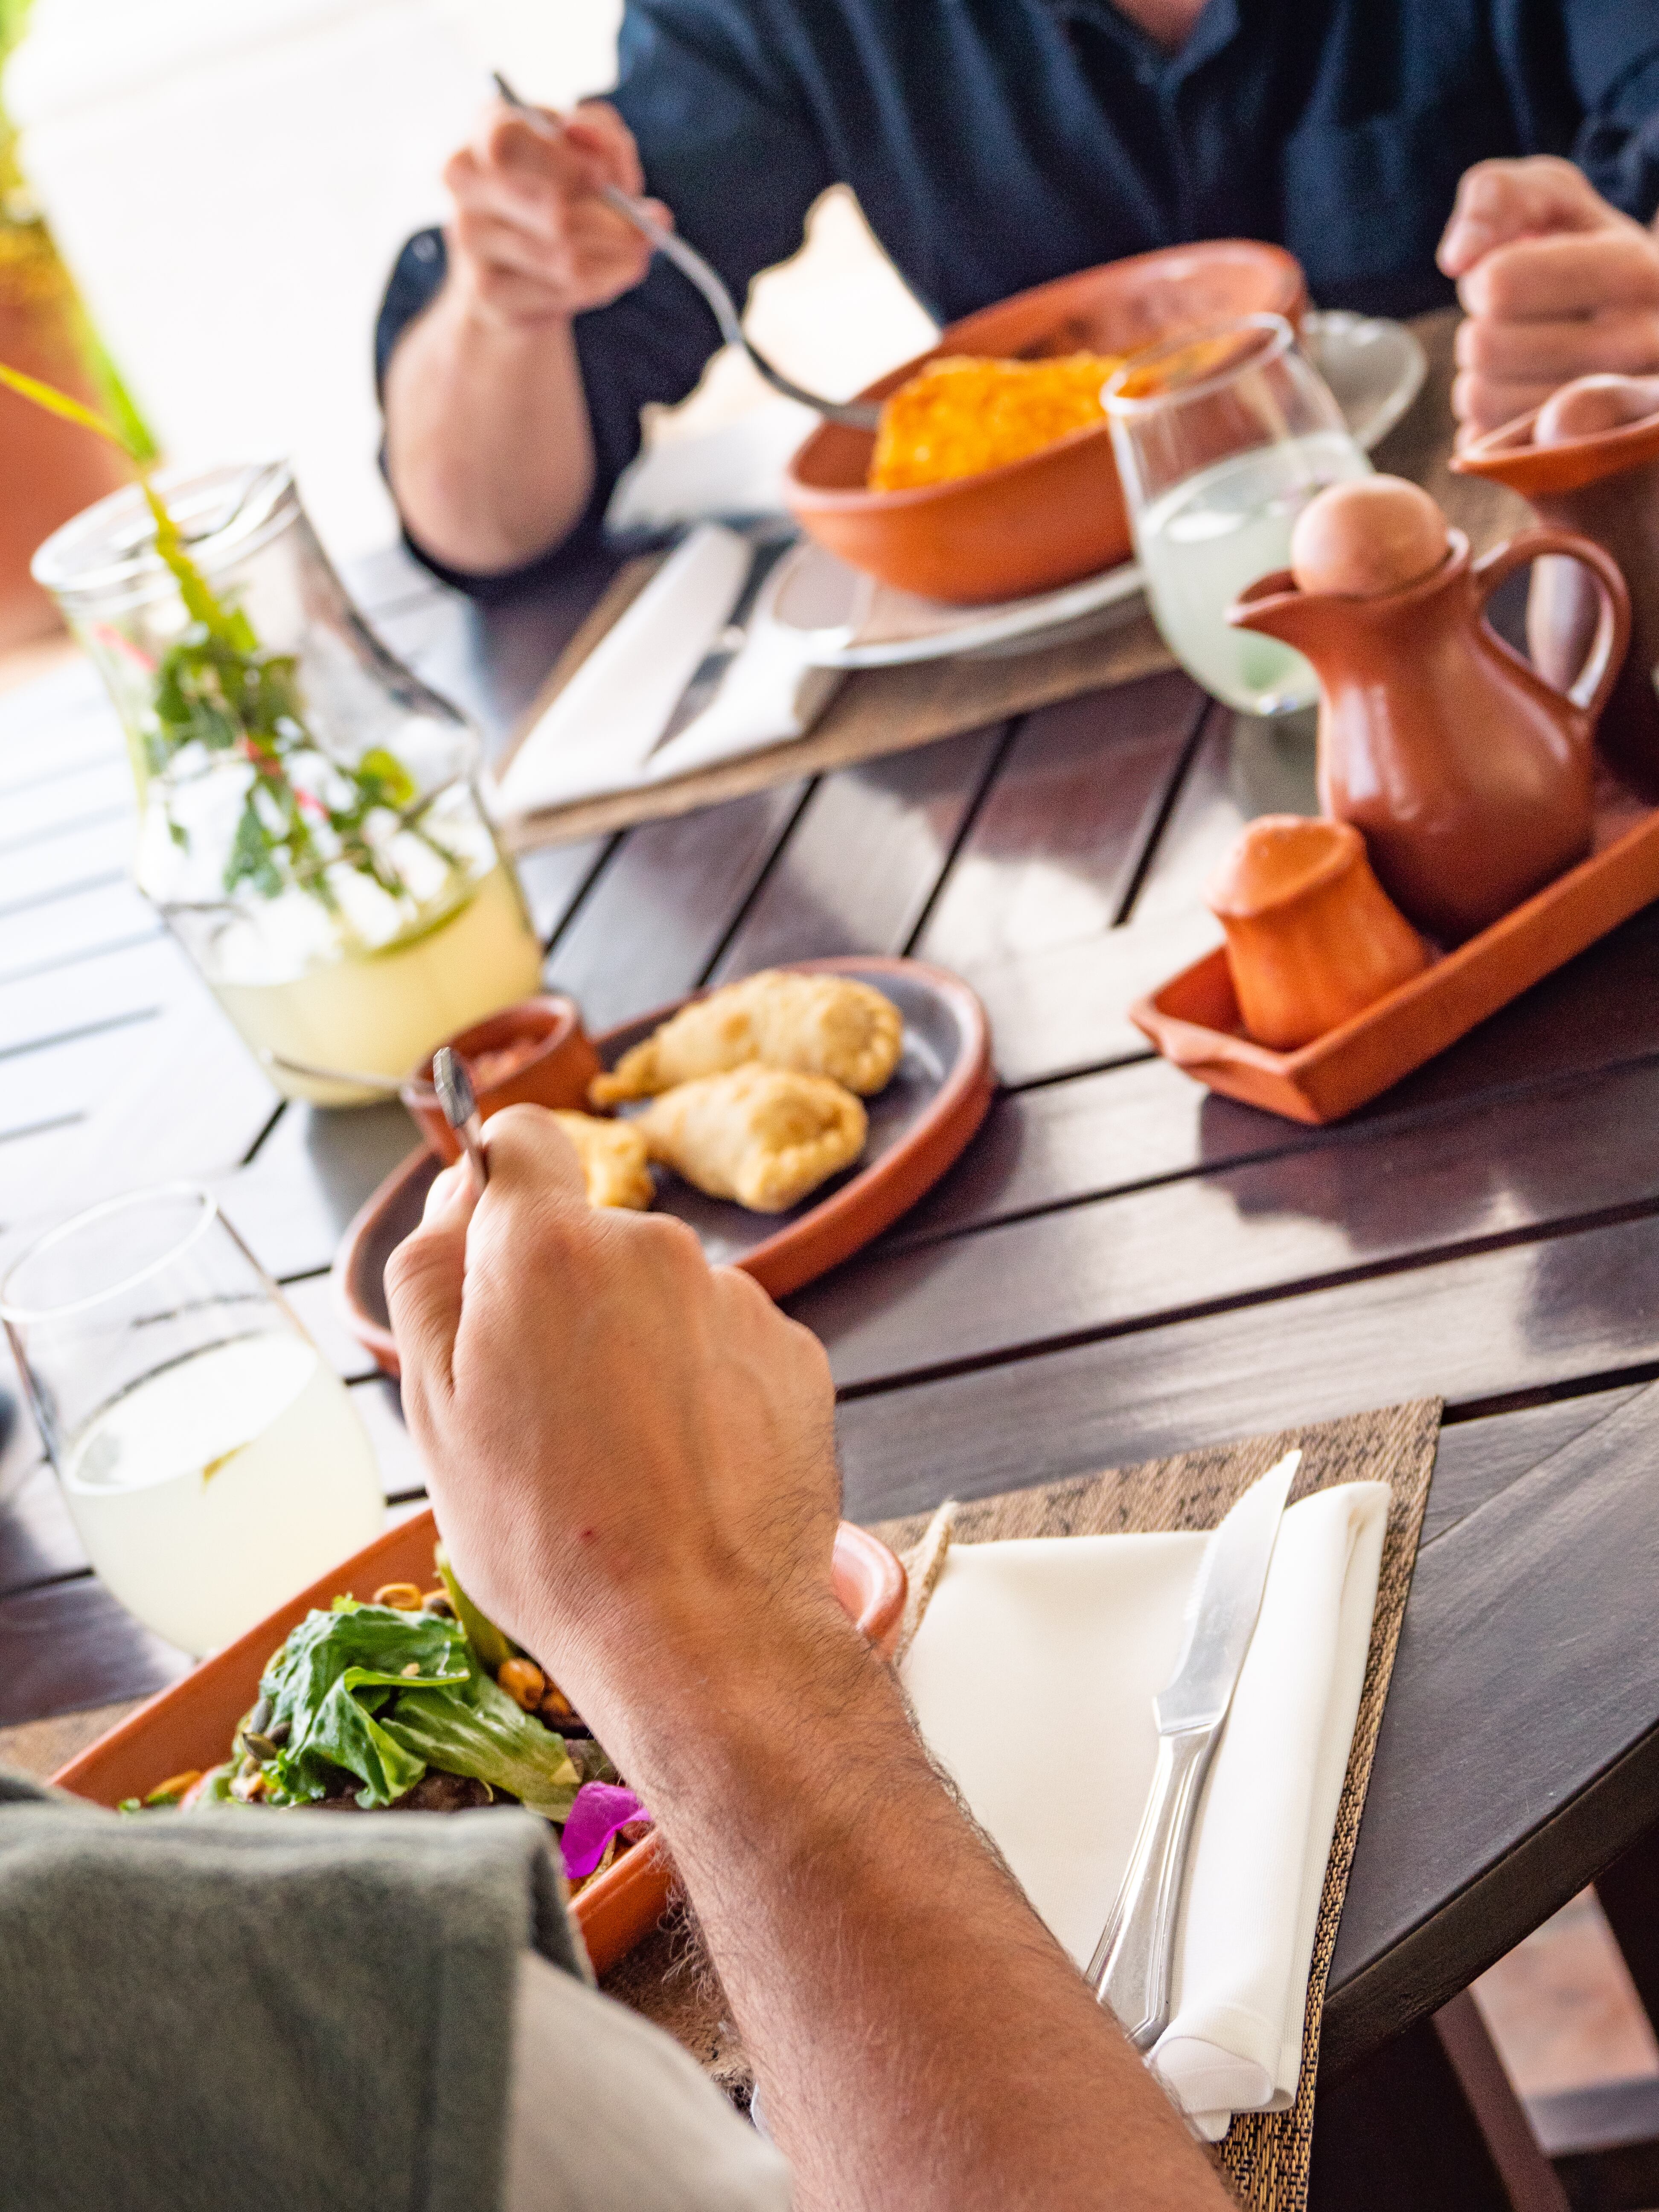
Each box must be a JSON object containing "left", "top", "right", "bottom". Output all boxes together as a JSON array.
[
  {"left": 490, "top": 523, "right": 752, "bottom": 818},
  {"left": 900, "top": 1481, "right": 1388, "bottom": 2139},
  {"left": 489, "top": 524, "right": 847, "bottom": 819}
]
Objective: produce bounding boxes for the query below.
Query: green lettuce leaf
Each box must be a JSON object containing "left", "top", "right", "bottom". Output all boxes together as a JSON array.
[
  {"left": 383, "top": 1671, "right": 581, "bottom": 1821},
  {"left": 255, "top": 1598, "right": 578, "bottom": 1814}
]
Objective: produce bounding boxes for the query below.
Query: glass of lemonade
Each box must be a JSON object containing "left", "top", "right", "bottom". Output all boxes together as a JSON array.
[
  {"left": 1105, "top": 315, "right": 1372, "bottom": 715},
  {"left": 1, "top": 1187, "right": 384, "bottom": 1656},
  {"left": 31, "top": 462, "right": 544, "bottom": 1106}
]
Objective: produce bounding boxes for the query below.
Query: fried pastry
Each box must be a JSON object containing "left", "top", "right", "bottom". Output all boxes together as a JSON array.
[
  {"left": 633, "top": 1067, "right": 868, "bottom": 1214},
  {"left": 547, "top": 1111, "right": 655, "bottom": 1211},
  {"left": 590, "top": 969, "right": 903, "bottom": 1105}
]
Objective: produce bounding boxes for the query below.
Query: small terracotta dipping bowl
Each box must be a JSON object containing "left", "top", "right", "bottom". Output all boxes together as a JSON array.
[
  {"left": 784, "top": 240, "right": 1306, "bottom": 605},
  {"left": 404, "top": 995, "right": 601, "bottom": 1165}
]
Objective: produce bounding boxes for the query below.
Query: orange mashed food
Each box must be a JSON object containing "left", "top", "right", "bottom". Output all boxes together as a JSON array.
[{"left": 867, "top": 352, "right": 1123, "bottom": 492}]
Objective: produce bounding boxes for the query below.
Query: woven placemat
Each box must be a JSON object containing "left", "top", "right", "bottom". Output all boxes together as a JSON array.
[{"left": 604, "top": 1397, "right": 1441, "bottom": 2208}]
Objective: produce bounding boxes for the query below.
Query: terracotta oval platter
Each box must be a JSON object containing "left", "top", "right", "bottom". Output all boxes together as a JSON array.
[
  {"left": 335, "top": 955, "right": 994, "bottom": 1379},
  {"left": 52, "top": 1505, "right": 908, "bottom": 1976}
]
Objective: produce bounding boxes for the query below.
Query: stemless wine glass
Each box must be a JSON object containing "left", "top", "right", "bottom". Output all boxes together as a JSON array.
[
  {"left": 0, "top": 1187, "right": 383, "bottom": 1656},
  {"left": 1105, "top": 314, "right": 1372, "bottom": 715}
]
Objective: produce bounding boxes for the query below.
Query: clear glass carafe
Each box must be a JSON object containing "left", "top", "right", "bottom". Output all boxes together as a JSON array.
[{"left": 32, "top": 461, "right": 544, "bottom": 1103}]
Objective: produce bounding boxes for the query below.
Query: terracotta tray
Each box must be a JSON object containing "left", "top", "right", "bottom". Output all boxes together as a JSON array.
[
  {"left": 51, "top": 1507, "right": 907, "bottom": 1976},
  {"left": 1131, "top": 776, "right": 1659, "bottom": 1124},
  {"left": 336, "top": 955, "right": 993, "bottom": 1377}
]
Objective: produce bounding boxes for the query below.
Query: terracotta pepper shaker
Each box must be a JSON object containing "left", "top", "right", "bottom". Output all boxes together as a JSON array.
[
  {"left": 1205, "top": 815, "right": 1429, "bottom": 1051},
  {"left": 1228, "top": 477, "right": 1630, "bottom": 946},
  {"left": 1454, "top": 375, "right": 1659, "bottom": 795}
]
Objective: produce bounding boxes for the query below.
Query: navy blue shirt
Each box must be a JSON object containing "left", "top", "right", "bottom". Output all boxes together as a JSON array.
[{"left": 377, "top": 0, "right": 1659, "bottom": 590}]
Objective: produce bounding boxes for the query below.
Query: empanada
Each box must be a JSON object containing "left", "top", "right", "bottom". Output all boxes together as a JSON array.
[
  {"left": 633, "top": 1067, "right": 867, "bottom": 1214},
  {"left": 590, "top": 970, "right": 903, "bottom": 1105},
  {"left": 548, "top": 1111, "right": 655, "bottom": 1210}
]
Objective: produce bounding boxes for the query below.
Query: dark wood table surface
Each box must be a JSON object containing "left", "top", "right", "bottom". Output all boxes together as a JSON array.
[{"left": 4, "top": 352, "right": 1659, "bottom": 2194}]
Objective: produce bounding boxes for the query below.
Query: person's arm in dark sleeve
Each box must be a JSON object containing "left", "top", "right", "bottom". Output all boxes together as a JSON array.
[{"left": 378, "top": 1, "right": 830, "bottom": 594}]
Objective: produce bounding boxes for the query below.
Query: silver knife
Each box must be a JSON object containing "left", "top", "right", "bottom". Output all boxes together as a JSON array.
[
  {"left": 1089, "top": 1447, "right": 1301, "bottom": 2047},
  {"left": 651, "top": 531, "right": 795, "bottom": 756}
]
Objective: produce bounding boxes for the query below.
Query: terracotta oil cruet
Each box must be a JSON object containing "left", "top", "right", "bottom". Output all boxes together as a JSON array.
[
  {"left": 1454, "top": 373, "right": 1659, "bottom": 796},
  {"left": 1227, "top": 476, "right": 1630, "bottom": 946}
]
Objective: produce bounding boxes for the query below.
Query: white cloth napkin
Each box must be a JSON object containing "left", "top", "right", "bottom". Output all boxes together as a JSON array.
[
  {"left": 900, "top": 1481, "right": 1389, "bottom": 2139},
  {"left": 488, "top": 523, "right": 845, "bottom": 819},
  {"left": 489, "top": 523, "right": 752, "bottom": 818}
]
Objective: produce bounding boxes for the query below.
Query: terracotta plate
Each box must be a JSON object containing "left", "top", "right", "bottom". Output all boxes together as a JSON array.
[
  {"left": 335, "top": 955, "right": 993, "bottom": 1377},
  {"left": 51, "top": 1507, "right": 908, "bottom": 1976}
]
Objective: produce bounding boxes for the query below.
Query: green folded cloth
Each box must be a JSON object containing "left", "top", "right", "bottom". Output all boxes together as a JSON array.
[{"left": 0, "top": 1770, "right": 585, "bottom": 2212}]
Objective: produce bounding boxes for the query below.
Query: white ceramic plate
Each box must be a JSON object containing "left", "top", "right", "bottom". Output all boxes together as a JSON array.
[{"left": 770, "top": 310, "right": 1429, "bottom": 672}]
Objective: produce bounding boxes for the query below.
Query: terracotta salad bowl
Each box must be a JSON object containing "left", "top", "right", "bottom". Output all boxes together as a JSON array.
[
  {"left": 785, "top": 240, "right": 1306, "bottom": 605},
  {"left": 52, "top": 1508, "right": 908, "bottom": 1976}
]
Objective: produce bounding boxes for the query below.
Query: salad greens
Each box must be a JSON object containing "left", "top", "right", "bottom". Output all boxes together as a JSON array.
[{"left": 256, "top": 1599, "right": 581, "bottom": 1818}]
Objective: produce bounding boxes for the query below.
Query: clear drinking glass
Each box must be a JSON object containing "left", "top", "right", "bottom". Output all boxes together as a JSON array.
[
  {"left": 31, "top": 462, "right": 544, "bottom": 1104},
  {"left": 0, "top": 1186, "right": 384, "bottom": 1656},
  {"left": 1105, "top": 314, "right": 1372, "bottom": 715}
]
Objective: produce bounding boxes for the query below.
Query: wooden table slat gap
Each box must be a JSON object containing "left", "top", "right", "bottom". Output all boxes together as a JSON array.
[
  {"left": 694, "top": 778, "right": 824, "bottom": 987},
  {"left": 0, "top": 802, "right": 132, "bottom": 860},
  {"left": 897, "top": 718, "right": 1024, "bottom": 958},
  {"left": 239, "top": 1100, "right": 288, "bottom": 1170},
  {"left": 0, "top": 1112, "right": 83, "bottom": 1150},
  {"left": 1109, "top": 691, "right": 1219, "bottom": 927},
  {"left": 1002, "top": 1048, "right": 1157, "bottom": 1094},
  {"left": 1444, "top": 1363, "right": 1659, "bottom": 1427},
  {"left": 0, "top": 868, "right": 127, "bottom": 923},
  {"left": 885, "top": 1033, "right": 1659, "bottom": 1258},
  {"left": 832, "top": 1190, "right": 1659, "bottom": 1406},
  {"left": 0, "top": 927, "right": 163, "bottom": 991},
  {"left": 531, "top": 833, "right": 623, "bottom": 955},
  {"left": 0, "top": 1005, "right": 160, "bottom": 1068}
]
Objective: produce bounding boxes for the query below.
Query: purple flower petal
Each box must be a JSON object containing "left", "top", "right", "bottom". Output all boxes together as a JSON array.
[{"left": 561, "top": 1781, "right": 649, "bottom": 1880}]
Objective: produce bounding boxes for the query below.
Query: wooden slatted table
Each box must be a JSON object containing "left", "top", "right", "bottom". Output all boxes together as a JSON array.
[{"left": 3, "top": 361, "right": 1659, "bottom": 2207}]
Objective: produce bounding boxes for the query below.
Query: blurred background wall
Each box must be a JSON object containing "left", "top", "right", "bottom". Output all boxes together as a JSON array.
[{"left": 3, "top": 0, "right": 931, "bottom": 561}]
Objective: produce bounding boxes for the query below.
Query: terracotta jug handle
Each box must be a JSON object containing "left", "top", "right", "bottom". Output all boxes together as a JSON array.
[{"left": 1472, "top": 527, "right": 1632, "bottom": 724}]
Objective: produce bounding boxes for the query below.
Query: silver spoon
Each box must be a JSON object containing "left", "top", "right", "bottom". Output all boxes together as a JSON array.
[
  {"left": 259, "top": 1048, "right": 432, "bottom": 1098},
  {"left": 433, "top": 1046, "right": 489, "bottom": 1193},
  {"left": 491, "top": 72, "right": 881, "bottom": 432}
]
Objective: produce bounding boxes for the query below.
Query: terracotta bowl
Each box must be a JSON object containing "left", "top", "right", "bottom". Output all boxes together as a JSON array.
[
  {"left": 404, "top": 993, "right": 600, "bottom": 1165},
  {"left": 337, "top": 955, "right": 994, "bottom": 1379},
  {"left": 51, "top": 1506, "right": 908, "bottom": 1976},
  {"left": 1453, "top": 392, "right": 1659, "bottom": 500},
  {"left": 784, "top": 241, "right": 1307, "bottom": 605}
]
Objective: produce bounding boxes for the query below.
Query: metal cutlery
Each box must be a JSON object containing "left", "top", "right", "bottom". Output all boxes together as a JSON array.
[
  {"left": 432, "top": 1046, "right": 489, "bottom": 1193},
  {"left": 491, "top": 73, "right": 880, "bottom": 432},
  {"left": 652, "top": 529, "right": 796, "bottom": 753},
  {"left": 1089, "top": 1448, "right": 1301, "bottom": 2048},
  {"left": 258, "top": 1048, "right": 430, "bottom": 1098}
]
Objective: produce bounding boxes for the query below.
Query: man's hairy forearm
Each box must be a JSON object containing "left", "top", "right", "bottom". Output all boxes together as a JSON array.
[
  {"left": 624, "top": 1616, "right": 1231, "bottom": 2212},
  {"left": 382, "top": 281, "right": 598, "bottom": 576}
]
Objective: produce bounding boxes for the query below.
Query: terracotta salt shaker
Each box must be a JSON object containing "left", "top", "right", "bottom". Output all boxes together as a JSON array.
[
  {"left": 1228, "top": 477, "right": 1630, "bottom": 945},
  {"left": 1454, "top": 374, "right": 1659, "bottom": 795},
  {"left": 1205, "top": 815, "right": 1429, "bottom": 1051}
]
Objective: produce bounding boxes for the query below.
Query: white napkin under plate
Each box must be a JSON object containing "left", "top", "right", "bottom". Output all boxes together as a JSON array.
[
  {"left": 901, "top": 1481, "right": 1389, "bottom": 2139},
  {"left": 488, "top": 523, "right": 844, "bottom": 819},
  {"left": 490, "top": 523, "right": 751, "bottom": 818}
]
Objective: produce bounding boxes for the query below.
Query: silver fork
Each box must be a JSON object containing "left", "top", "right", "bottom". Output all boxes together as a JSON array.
[{"left": 491, "top": 73, "right": 880, "bottom": 432}]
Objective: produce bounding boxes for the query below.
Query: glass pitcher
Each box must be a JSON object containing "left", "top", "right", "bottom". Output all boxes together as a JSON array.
[{"left": 32, "top": 461, "right": 544, "bottom": 1103}]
